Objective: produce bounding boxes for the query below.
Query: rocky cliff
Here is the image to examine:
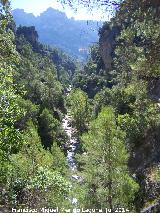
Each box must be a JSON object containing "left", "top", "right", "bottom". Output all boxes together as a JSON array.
[{"left": 99, "top": 24, "right": 120, "bottom": 72}]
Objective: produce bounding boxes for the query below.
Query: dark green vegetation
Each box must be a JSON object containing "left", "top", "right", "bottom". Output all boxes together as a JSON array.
[
  {"left": 66, "top": 0, "right": 160, "bottom": 211},
  {"left": 12, "top": 8, "right": 101, "bottom": 60},
  {"left": 0, "top": 0, "right": 160, "bottom": 212},
  {"left": 0, "top": 0, "right": 76, "bottom": 210}
]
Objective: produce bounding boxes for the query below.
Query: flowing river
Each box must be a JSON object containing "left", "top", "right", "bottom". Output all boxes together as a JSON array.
[
  {"left": 62, "top": 85, "right": 84, "bottom": 212},
  {"left": 62, "top": 113, "right": 79, "bottom": 180},
  {"left": 62, "top": 87, "right": 83, "bottom": 210}
]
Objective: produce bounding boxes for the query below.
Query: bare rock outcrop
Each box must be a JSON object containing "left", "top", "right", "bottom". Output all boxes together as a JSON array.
[{"left": 99, "top": 25, "right": 120, "bottom": 72}]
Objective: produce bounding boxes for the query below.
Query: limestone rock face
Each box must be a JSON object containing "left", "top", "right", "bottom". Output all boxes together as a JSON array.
[
  {"left": 16, "top": 26, "right": 39, "bottom": 49},
  {"left": 99, "top": 26, "right": 120, "bottom": 72},
  {"left": 129, "top": 127, "right": 160, "bottom": 173},
  {"left": 129, "top": 127, "right": 160, "bottom": 209}
]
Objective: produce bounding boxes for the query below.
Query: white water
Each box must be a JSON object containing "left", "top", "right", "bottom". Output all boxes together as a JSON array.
[
  {"left": 62, "top": 114, "right": 77, "bottom": 173},
  {"left": 62, "top": 112, "right": 82, "bottom": 181},
  {"left": 62, "top": 86, "right": 84, "bottom": 211},
  {"left": 62, "top": 111, "right": 80, "bottom": 209}
]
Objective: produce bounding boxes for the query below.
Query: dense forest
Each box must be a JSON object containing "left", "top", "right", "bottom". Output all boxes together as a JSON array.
[{"left": 0, "top": 0, "right": 160, "bottom": 212}]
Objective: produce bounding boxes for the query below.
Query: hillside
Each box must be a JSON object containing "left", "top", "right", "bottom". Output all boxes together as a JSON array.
[
  {"left": 1, "top": 0, "right": 160, "bottom": 212},
  {"left": 12, "top": 8, "right": 102, "bottom": 60}
]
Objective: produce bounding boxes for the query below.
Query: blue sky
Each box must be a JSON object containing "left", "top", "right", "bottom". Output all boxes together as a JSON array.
[{"left": 11, "top": 0, "right": 111, "bottom": 20}]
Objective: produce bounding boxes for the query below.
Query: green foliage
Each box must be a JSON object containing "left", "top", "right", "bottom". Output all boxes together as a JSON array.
[
  {"left": 15, "top": 34, "right": 64, "bottom": 111},
  {"left": 93, "top": 88, "right": 112, "bottom": 116},
  {"left": 28, "top": 167, "right": 70, "bottom": 194},
  {"left": 16, "top": 26, "right": 38, "bottom": 50},
  {"left": 51, "top": 143, "right": 68, "bottom": 175},
  {"left": 150, "top": 166, "right": 160, "bottom": 183},
  {"left": 2, "top": 120, "right": 70, "bottom": 208},
  {"left": 118, "top": 96, "right": 160, "bottom": 146},
  {"left": 16, "top": 97, "right": 39, "bottom": 129},
  {"left": 94, "top": 1, "right": 160, "bottom": 209},
  {"left": 0, "top": 6, "right": 72, "bottom": 209},
  {"left": 93, "top": 86, "right": 136, "bottom": 117},
  {"left": 73, "top": 45, "right": 109, "bottom": 98},
  {"left": 70, "top": 0, "right": 160, "bottom": 210},
  {"left": 39, "top": 108, "right": 65, "bottom": 149},
  {"left": 15, "top": 25, "right": 77, "bottom": 91},
  {"left": 67, "top": 88, "right": 91, "bottom": 133},
  {"left": 0, "top": 2, "right": 24, "bottom": 164},
  {"left": 48, "top": 47, "right": 77, "bottom": 86},
  {"left": 113, "top": 4, "right": 160, "bottom": 85},
  {"left": 77, "top": 107, "right": 139, "bottom": 209},
  {"left": 1, "top": 0, "right": 160, "bottom": 211},
  {"left": 0, "top": 64, "right": 23, "bottom": 156},
  {"left": 59, "top": 0, "right": 121, "bottom": 11},
  {"left": 110, "top": 3, "right": 160, "bottom": 148}
]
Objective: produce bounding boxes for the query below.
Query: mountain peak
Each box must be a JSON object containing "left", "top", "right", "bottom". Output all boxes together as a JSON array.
[
  {"left": 13, "top": 8, "right": 101, "bottom": 59},
  {"left": 12, "top": 8, "right": 35, "bottom": 17},
  {"left": 40, "top": 7, "right": 67, "bottom": 18}
]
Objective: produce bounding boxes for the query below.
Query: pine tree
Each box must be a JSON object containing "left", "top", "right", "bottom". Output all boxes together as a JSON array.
[
  {"left": 78, "top": 107, "right": 139, "bottom": 210},
  {"left": 0, "top": 0, "right": 23, "bottom": 162},
  {"left": 67, "top": 88, "right": 91, "bottom": 133}
]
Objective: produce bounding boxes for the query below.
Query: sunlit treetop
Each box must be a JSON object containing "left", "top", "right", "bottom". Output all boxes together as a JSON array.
[
  {"left": 58, "top": 0, "right": 160, "bottom": 19},
  {"left": 0, "top": 0, "right": 9, "bottom": 6},
  {"left": 59, "top": 0, "right": 123, "bottom": 14},
  {"left": 59, "top": 0, "right": 121, "bottom": 7}
]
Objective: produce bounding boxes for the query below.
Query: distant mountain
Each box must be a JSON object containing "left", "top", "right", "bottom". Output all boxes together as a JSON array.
[{"left": 12, "top": 8, "right": 102, "bottom": 60}]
